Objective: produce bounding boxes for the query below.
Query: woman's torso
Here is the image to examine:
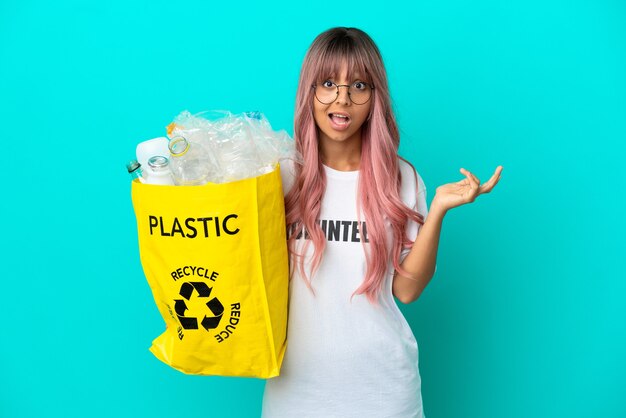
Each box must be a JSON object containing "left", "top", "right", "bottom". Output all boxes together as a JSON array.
[{"left": 261, "top": 159, "right": 427, "bottom": 418}]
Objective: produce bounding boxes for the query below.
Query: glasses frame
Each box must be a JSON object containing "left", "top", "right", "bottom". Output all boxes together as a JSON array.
[{"left": 311, "top": 80, "right": 375, "bottom": 105}]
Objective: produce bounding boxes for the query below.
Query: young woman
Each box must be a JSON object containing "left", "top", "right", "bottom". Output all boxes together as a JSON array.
[{"left": 262, "top": 27, "right": 503, "bottom": 418}]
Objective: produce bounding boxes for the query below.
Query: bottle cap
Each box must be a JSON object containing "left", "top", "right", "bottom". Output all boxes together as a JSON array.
[
  {"left": 169, "top": 136, "right": 190, "bottom": 156},
  {"left": 244, "top": 111, "right": 262, "bottom": 120},
  {"left": 148, "top": 155, "right": 169, "bottom": 170},
  {"left": 126, "top": 160, "right": 141, "bottom": 173}
]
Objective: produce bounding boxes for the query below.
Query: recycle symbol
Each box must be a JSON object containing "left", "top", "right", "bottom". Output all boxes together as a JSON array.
[{"left": 174, "top": 282, "right": 224, "bottom": 331}]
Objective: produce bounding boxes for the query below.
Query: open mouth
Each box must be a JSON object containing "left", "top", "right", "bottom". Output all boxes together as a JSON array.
[{"left": 328, "top": 113, "right": 351, "bottom": 126}]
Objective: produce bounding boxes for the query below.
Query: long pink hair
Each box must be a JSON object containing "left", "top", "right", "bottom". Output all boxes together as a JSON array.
[{"left": 285, "top": 27, "right": 425, "bottom": 305}]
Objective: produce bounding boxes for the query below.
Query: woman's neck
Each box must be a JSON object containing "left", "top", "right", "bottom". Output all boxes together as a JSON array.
[{"left": 319, "top": 131, "right": 362, "bottom": 171}]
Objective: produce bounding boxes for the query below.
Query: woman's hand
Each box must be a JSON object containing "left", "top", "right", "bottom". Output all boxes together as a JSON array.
[{"left": 431, "top": 166, "right": 503, "bottom": 213}]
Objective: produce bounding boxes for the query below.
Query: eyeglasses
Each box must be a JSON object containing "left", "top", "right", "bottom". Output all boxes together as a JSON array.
[{"left": 311, "top": 80, "right": 375, "bottom": 105}]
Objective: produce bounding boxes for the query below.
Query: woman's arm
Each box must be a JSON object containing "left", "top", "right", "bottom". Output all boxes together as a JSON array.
[
  {"left": 392, "top": 166, "right": 503, "bottom": 304},
  {"left": 392, "top": 201, "right": 447, "bottom": 304}
]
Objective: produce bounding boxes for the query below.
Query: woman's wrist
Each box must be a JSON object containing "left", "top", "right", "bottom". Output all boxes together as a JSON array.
[{"left": 428, "top": 197, "right": 449, "bottom": 220}]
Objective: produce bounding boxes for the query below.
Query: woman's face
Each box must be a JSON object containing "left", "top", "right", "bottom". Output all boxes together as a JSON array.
[{"left": 312, "top": 63, "right": 372, "bottom": 153}]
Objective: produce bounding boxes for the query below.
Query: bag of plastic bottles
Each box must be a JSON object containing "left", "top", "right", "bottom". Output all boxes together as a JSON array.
[
  {"left": 165, "top": 110, "right": 298, "bottom": 184},
  {"left": 129, "top": 110, "right": 296, "bottom": 377}
]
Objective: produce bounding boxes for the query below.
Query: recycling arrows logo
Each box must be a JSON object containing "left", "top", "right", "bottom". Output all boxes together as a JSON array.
[{"left": 174, "top": 282, "right": 225, "bottom": 331}]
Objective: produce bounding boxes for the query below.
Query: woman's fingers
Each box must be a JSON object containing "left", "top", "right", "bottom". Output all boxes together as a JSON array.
[
  {"left": 460, "top": 166, "right": 504, "bottom": 197},
  {"left": 479, "top": 166, "right": 503, "bottom": 194},
  {"left": 460, "top": 168, "right": 480, "bottom": 189},
  {"left": 453, "top": 166, "right": 503, "bottom": 203},
  {"left": 459, "top": 168, "right": 480, "bottom": 202}
]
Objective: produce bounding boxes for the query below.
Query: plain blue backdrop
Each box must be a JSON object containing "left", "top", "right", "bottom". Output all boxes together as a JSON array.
[{"left": 1, "top": 1, "right": 625, "bottom": 417}]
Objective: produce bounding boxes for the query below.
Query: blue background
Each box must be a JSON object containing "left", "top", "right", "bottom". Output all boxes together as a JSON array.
[{"left": 1, "top": 1, "right": 625, "bottom": 417}]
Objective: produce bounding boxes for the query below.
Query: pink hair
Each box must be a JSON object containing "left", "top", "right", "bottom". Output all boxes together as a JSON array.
[{"left": 285, "top": 27, "right": 425, "bottom": 305}]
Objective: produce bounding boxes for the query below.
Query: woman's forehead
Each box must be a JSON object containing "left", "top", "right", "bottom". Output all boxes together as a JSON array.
[
  {"left": 326, "top": 70, "right": 366, "bottom": 80},
  {"left": 320, "top": 64, "right": 368, "bottom": 81}
]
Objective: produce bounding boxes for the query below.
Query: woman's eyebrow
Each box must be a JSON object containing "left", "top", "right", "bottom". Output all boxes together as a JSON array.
[{"left": 323, "top": 74, "right": 367, "bottom": 82}]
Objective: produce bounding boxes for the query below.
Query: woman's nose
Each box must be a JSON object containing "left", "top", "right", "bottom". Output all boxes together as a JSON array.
[{"left": 335, "top": 86, "right": 351, "bottom": 105}]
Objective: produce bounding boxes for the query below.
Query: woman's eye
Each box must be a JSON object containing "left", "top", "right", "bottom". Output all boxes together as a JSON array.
[
  {"left": 322, "top": 80, "right": 334, "bottom": 88},
  {"left": 354, "top": 82, "right": 366, "bottom": 90}
]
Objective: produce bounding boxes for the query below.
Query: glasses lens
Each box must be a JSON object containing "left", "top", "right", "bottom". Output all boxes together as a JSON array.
[
  {"left": 315, "top": 83, "right": 337, "bottom": 104},
  {"left": 314, "top": 82, "right": 372, "bottom": 105},
  {"left": 349, "top": 82, "right": 372, "bottom": 105}
]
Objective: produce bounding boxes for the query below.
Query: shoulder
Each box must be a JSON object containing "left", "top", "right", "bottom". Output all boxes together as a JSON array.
[
  {"left": 278, "top": 158, "right": 297, "bottom": 197},
  {"left": 398, "top": 157, "right": 426, "bottom": 202}
]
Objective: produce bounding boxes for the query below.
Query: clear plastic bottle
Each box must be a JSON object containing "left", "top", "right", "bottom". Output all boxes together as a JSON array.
[
  {"left": 213, "top": 117, "right": 260, "bottom": 182},
  {"left": 136, "top": 137, "right": 169, "bottom": 169},
  {"left": 144, "top": 156, "right": 175, "bottom": 185},
  {"left": 168, "top": 136, "right": 211, "bottom": 185},
  {"left": 126, "top": 160, "right": 144, "bottom": 183}
]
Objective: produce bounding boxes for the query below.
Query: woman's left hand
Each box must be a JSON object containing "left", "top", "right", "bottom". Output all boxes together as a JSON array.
[{"left": 431, "top": 165, "right": 503, "bottom": 213}]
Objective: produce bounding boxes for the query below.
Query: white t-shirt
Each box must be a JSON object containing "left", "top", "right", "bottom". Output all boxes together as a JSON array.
[{"left": 262, "top": 158, "right": 430, "bottom": 418}]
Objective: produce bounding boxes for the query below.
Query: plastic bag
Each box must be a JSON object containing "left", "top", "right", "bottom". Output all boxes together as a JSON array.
[
  {"left": 166, "top": 110, "right": 301, "bottom": 184},
  {"left": 131, "top": 164, "right": 289, "bottom": 377}
]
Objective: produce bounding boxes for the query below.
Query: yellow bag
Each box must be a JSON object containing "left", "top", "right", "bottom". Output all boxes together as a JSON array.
[{"left": 131, "top": 163, "right": 288, "bottom": 378}]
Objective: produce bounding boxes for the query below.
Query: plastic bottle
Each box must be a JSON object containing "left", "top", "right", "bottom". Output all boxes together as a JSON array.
[
  {"left": 136, "top": 137, "right": 169, "bottom": 169},
  {"left": 144, "top": 156, "right": 175, "bottom": 185},
  {"left": 126, "top": 160, "right": 144, "bottom": 183},
  {"left": 168, "top": 136, "right": 211, "bottom": 185}
]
